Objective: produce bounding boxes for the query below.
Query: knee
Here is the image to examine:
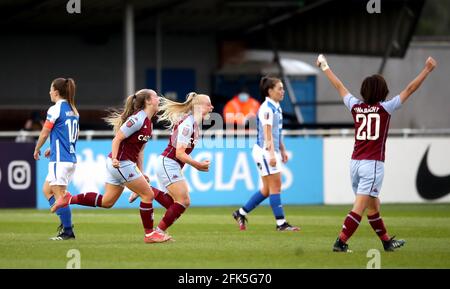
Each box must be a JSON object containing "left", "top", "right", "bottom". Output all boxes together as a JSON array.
[
  {"left": 101, "top": 201, "right": 114, "bottom": 209},
  {"left": 180, "top": 198, "right": 190, "bottom": 208}
]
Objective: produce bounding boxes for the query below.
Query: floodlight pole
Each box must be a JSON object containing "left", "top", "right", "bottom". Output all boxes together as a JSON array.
[
  {"left": 156, "top": 13, "right": 162, "bottom": 93},
  {"left": 124, "top": 2, "right": 135, "bottom": 96}
]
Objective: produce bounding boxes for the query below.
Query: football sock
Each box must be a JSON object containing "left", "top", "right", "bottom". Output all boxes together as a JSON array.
[
  {"left": 242, "top": 190, "right": 266, "bottom": 214},
  {"left": 70, "top": 192, "right": 103, "bottom": 207},
  {"left": 140, "top": 201, "right": 154, "bottom": 235},
  {"left": 152, "top": 186, "right": 174, "bottom": 209},
  {"left": 339, "top": 211, "right": 362, "bottom": 243},
  {"left": 49, "top": 195, "right": 73, "bottom": 232},
  {"left": 367, "top": 212, "right": 390, "bottom": 241},
  {"left": 158, "top": 202, "right": 186, "bottom": 231},
  {"left": 269, "top": 194, "right": 286, "bottom": 225}
]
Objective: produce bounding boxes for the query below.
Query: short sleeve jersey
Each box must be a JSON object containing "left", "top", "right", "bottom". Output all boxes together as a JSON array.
[
  {"left": 108, "top": 110, "right": 152, "bottom": 163},
  {"left": 161, "top": 114, "right": 199, "bottom": 168},
  {"left": 46, "top": 99, "right": 79, "bottom": 163},
  {"left": 344, "top": 94, "right": 402, "bottom": 161}
]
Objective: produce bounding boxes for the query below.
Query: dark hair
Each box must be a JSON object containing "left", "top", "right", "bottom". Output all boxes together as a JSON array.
[
  {"left": 52, "top": 78, "right": 78, "bottom": 115},
  {"left": 360, "top": 74, "right": 389, "bottom": 105},
  {"left": 259, "top": 76, "right": 281, "bottom": 99}
]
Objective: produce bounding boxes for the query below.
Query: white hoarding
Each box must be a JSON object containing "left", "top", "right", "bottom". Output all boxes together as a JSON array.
[{"left": 324, "top": 137, "right": 450, "bottom": 204}]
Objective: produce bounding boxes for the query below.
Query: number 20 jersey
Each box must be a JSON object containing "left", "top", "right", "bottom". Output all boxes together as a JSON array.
[
  {"left": 46, "top": 99, "right": 79, "bottom": 163},
  {"left": 344, "top": 94, "right": 401, "bottom": 162}
]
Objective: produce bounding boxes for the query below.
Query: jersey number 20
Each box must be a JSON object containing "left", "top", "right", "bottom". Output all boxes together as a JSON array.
[
  {"left": 356, "top": 113, "right": 380, "bottom": 140},
  {"left": 65, "top": 119, "right": 78, "bottom": 143}
]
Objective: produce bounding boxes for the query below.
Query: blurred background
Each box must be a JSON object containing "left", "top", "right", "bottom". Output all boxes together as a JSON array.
[
  {"left": 0, "top": 0, "right": 449, "bottom": 209},
  {"left": 0, "top": 0, "right": 448, "bottom": 131}
]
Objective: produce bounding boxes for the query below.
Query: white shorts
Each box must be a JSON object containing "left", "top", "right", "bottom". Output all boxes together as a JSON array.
[
  {"left": 46, "top": 162, "right": 76, "bottom": 186},
  {"left": 155, "top": 155, "right": 185, "bottom": 191},
  {"left": 252, "top": 144, "right": 282, "bottom": 177},
  {"left": 350, "top": 159, "right": 384, "bottom": 197},
  {"left": 105, "top": 158, "right": 143, "bottom": 186}
]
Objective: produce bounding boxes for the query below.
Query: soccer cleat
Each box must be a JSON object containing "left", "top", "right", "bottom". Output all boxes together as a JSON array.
[
  {"left": 276, "top": 222, "right": 300, "bottom": 231},
  {"left": 382, "top": 236, "right": 406, "bottom": 252},
  {"left": 50, "top": 225, "right": 75, "bottom": 241},
  {"left": 232, "top": 210, "right": 248, "bottom": 230},
  {"left": 144, "top": 230, "right": 171, "bottom": 243},
  {"left": 129, "top": 192, "right": 139, "bottom": 203},
  {"left": 333, "top": 237, "right": 352, "bottom": 253},
  {"left": 50, "top": 192, "right": 72, "bottom": 213}
]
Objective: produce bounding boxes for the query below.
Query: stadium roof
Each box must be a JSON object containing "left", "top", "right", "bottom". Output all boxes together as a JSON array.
[{"left": 0, "top": 0, "right": 425, "bottom": 57}]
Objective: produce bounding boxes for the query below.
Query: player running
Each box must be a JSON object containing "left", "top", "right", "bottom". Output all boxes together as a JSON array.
[
  {"left": 51, "top": 89, "right": 171, "bottom": 244},
  {"left": 138, "top": 92, "right": 213, "bottom": 239}
]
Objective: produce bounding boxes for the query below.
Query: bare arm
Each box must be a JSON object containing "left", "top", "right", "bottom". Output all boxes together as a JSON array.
[
  {"left": 317, "top": 54, "right": 350, "bottom": 98},
  {"left": 111, "top": 130, "right": 127, "bottom": 167},
  {"left": 279, "top": 138, "right": 288, "bottom": 164},
  {"left": 263, "top": 124, "right": 277, "bottom": 166},
  {"left": 33, "top": 126, "right": 51, "bottom": 160},
  {"left": 175, "top": 144, "right": 210, "bottom": 172},
  {"left": 399, "top": 57, "right": 437, "bottom": 104},
  {"left": 137, "top": 143, "right": 145, "bottom": 172}
]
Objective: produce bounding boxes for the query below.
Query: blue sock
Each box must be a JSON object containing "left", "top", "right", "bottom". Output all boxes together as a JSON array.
[
  {"left": 48, "top": 195, "right": 73, "bottom": 232},
  {"left": 269, "top": 194, "right": 285, "bottom": 220},
  {"left": 242, "top": 191, "right": 267, "bottom": 213}
]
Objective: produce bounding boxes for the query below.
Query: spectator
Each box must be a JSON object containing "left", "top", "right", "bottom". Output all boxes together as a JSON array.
[
  {"left": 15, "top": 111, "right": 43, "bottom": 142},
  {"left": 223, "top": 88, "right": 260, "bottom": 127}
]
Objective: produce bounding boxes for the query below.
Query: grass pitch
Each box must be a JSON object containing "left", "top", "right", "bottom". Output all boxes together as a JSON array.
[{"left": 1, "top": 204, "right": 449, "bottom": 269}]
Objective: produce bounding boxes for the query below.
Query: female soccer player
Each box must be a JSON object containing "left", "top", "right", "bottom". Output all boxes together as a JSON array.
[
  {"left": 233, "top": 76, "right": 300, "bottom": 231},
  {"left": 34, "top": 78, "right": 78, "bottom": 240},
  {"left": 150, "top": 92, "right": 213, "bottom": 238},
  {"left": 317, "top": 54, "right": 437, "bottom": 252},
  {"left": 51, "top": 89, "right": 171, "bottom": 243}
]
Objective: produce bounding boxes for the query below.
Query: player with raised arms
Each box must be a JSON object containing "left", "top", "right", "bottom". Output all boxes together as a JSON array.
[{"left": 317, "top": 54, "right": 437, "bottom": 252}]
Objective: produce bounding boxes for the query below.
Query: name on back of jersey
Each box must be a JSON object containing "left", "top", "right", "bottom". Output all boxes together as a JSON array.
[
  {"left": 65, "top": 111, "right": 76, "bottom": 117},
  {"left": 354, "top": 107, "right": 380, "bottom": 114}
]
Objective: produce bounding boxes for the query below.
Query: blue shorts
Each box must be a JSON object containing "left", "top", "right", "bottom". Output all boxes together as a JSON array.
[{"left": 350, "top": 159, "right": 384, "bottom": 197}]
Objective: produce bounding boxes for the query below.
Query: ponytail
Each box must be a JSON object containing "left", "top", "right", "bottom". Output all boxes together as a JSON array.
[
  {"left": 104, "top": 89, "right": 153, "bottom": 133},
  {"left": 51, "top": 77, "right": 78, "bottom": 116}
]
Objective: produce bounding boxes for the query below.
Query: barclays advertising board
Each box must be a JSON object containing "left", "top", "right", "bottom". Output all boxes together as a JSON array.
[{"left": 36, "top": 137, "right": 323, "bottom": 209}]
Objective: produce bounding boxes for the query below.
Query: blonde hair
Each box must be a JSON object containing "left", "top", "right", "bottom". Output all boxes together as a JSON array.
[
  {"left": 104, "top": 89, "right": 155, "bottom": 133},
  {"left": 158, "top": 92, "right": 205, "bottom": 129},
  {"left": 52, "top": 78, "right": 78, "bottom": 116}
]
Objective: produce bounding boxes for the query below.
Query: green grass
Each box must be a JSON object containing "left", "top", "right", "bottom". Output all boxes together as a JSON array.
[{"left": 1, "top": 204, "right": 450, "bottom": 268}]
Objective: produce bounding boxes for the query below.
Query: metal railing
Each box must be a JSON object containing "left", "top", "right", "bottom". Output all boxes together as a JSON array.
[{"left": 2, "top": 128, "right": 450, "bottom": 141}]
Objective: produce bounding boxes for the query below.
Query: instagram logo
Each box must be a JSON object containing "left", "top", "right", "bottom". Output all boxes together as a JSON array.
[{"left": 8, "top": 161, "right": 31, "bottom": 190}]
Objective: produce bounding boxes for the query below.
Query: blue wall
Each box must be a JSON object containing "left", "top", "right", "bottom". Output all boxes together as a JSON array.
[{"left": 36, "top": 137, "right": 323, "bottom": 209}]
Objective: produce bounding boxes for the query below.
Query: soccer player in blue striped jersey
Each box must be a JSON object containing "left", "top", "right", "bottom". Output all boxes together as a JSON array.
[
  {"left": 233, "top": 76, "right": 300, "bottom": 231},
  {"left": 34, "top": 78, "right": 79, "bottom": 240}
]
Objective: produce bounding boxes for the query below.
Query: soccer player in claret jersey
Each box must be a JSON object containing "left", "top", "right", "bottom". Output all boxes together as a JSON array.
[
  {"left": 141, "top": 92, "right": 213, "bottom": 240},
  {"left": 34, "top": 78, "right": 79, "bottom": 240},
  {"left": 232, "top": 76, "right": 300, "bottom": 232},
  {"left": 51, "top": 89, "right": 171, "bottom": 244},
  {"left": 317, "top": 54, "right": 437, "bottom": 252}
]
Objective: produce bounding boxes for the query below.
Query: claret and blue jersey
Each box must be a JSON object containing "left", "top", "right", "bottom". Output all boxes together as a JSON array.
[{"left": 46, "top": 99, "right": 79, "bottom": 163}]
